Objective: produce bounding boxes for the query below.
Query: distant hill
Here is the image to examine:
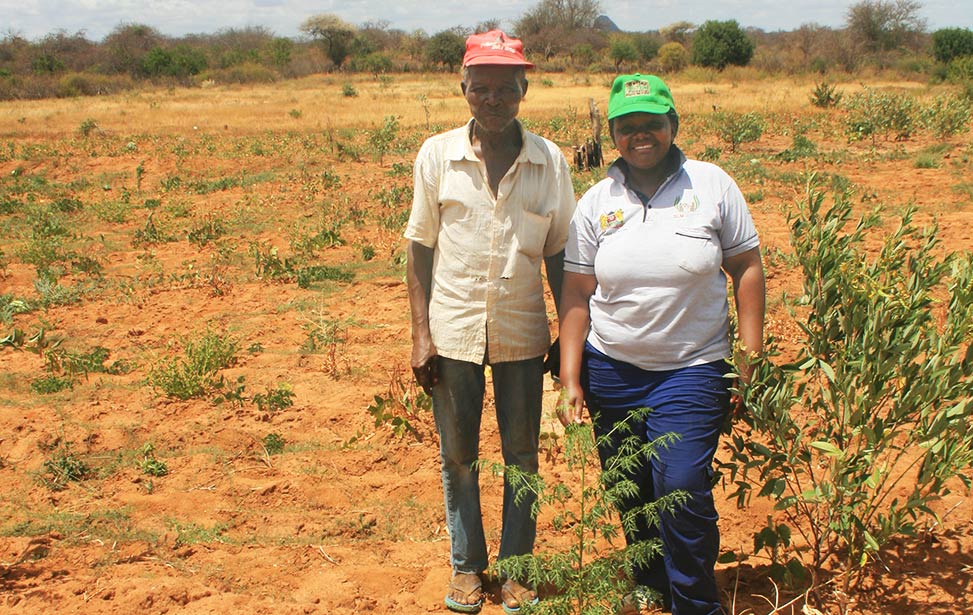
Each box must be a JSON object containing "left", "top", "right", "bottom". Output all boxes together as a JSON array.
[{"left": 594, "top": 14, "right": 621, "bottom": 32}]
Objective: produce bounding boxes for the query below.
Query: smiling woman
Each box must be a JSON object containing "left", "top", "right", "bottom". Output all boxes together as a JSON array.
[{"left": 557, "top": 72, "right": 766, "bottom": 615}]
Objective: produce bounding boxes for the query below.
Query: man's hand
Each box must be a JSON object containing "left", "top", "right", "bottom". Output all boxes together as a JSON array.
[{"left": 412, "top": 355, "right": 439, "bottom": 395}]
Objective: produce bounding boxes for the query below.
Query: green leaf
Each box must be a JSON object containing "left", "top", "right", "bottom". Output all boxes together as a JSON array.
[
  {"left": 810, "top": 440, "right": 843, "bottom": 457},
  {"left": 818, "top": 360, "right": 836, "bottom": 382}
]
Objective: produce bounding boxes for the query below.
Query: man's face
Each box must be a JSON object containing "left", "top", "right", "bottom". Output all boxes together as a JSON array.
[{"left": 461, "top": 65, "right": 527, "bottom": 135}]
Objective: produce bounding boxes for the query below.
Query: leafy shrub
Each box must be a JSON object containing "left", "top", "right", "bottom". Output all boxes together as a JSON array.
[
  {"left": 148, "top": 330, "right": 238, "bottom": 399},
  {"left": 775, "top": 134, "right": 818, "bottom": 162},
  {"left": 722, "top": 173, "right": 973, "bottom": 594},
  {"left": 252, "top": 384, "right": 295, "bottom": 413},
  {"left": 809, "top": 82, "right": 843, "bottom": 108},
  {"left": 251, "top": 243, "right": 297, "bottom": 281},
  {"left": 713, "top": 111, "right": 764, "bottom": 151},
  {"left": 0, "top": 294, "right": 32, "bottom": 323},
  {"left": 55, "top": 73, "right": 135, "bottom": 98},
  {"left": 369, "top": 115, "right": 400, "bottom": 165},
  {"left": 30, "top": 374, "right": 73, "bottom": 394},
  {"left": 947, "top": 55, "right": 973, "bottom": 83},
  {"left": 203, "top": 62, "right": 275, "bottom": 84},
  {"left": 79, "top": 118, "right": 98, "bottom": 137},
  {"left": 263, "top": 433, "right": 285, "bottom": 455},
  {"left": 295, "top": 265, "right": 353, "bottom": 289},
  {"left": 657, "top": 42, "right": 690, "bottom": 73},
  {"left": 342, "top": 83, "right": 358, "bottom": 97},
  {"left": 843, "top": 88, "right": 917, "bottom": 143}
]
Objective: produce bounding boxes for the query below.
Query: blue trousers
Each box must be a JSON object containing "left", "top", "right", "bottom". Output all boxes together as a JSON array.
[
  {"left": 432, "top": 355, "right": 544, "bottom": 574},
  {"left": 585, "top": 344, "right": 731, "bottom": 615}
]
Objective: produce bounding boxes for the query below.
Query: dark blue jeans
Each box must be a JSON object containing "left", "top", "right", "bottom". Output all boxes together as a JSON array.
[
  {"left": 585, "top": 344, "right": 731, "bottom": 615},
  {"left": 432, "top": 355, "right": 544, "bottom": 574}
]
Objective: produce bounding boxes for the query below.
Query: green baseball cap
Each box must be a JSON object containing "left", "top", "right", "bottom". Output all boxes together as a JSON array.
[{"left": 607, "top": 73, "right": 676, "bottom": 120}]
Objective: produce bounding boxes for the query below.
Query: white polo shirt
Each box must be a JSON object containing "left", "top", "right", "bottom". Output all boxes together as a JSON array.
[
  {"left": 406, "top": 119, "right": 576, "bottom": 364},
  {"left": 564, "top": 149, "right": 759, "bottom": 371}
]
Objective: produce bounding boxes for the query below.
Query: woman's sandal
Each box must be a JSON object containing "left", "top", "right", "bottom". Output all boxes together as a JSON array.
[
  {"left": 444, "top": 572, "right": 483, "bottom": 614},
  {"left": 501, "top": 578, "right": 539, "bottom": 615}
]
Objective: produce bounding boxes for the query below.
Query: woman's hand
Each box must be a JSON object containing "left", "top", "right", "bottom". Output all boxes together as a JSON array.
[{"left": 557, "top": 382, "right": 586, "bottom": 426}]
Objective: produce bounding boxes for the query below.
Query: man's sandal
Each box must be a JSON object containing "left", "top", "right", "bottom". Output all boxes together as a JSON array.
[
  {"left": 444, "top": 572, "right": 483, "bottom": 614},
  {"left": 501, "top": 578, "right": 539, "bottom": 615}
]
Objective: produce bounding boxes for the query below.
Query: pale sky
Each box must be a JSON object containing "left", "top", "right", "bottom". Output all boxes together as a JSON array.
[{"left": 2, "top": 0, "right": 970, "bottom": 42}]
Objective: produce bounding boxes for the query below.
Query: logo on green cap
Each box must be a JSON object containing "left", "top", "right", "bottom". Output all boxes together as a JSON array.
[{"left": 624, "top": 80, "right": 653, "bottom": 98}]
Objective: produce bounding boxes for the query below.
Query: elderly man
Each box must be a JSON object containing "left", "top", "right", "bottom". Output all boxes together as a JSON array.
[{"left": 405, "top": 30, "right": 576, "bottom": 615}]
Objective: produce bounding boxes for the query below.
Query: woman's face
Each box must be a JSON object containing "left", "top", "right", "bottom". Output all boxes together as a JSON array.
[{"left": 611, "top": 112, "right": 673, "bottom": 172}]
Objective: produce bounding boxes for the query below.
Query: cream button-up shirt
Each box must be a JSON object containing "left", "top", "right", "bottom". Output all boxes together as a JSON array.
[{"left": 405, "top": 119, "right": 576, "bottom": 364}]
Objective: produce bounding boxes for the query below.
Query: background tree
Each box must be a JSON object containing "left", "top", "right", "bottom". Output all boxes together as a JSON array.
[
  {"left": 846, "top": 0, "right": 926, "bottom": 53},
  {"left": 609, "top": 35, "right": 638, "bottom": 71},
  {"left": 299, "top": 13, "right": 356, "bottom": 69},
  {"left": 31, "top": 30, "right": 95, "bottom": 74},
  {"left": 692, "top": 19, "right": 754, "bottom": 69},
  {"left": 632, "top": 32, "right": 662, "bottom": 62},
  {"left": 657, "top": 41, "right": 690, "bottom": 73},
  {"left": 425, "top": 29, "right": 466, "bottom": 72},
  {"left": 659, "top": 21, "right": 695, "bottom": 45},
  {"left": 475, "top": 19, "right": 501, "bottom": 33},
  {"left": 931, "top": 27, "right": 973, "bottom": 64},
  {"left": 141, "top": 44, "right": 207, "bottom": 79},
  {"left": 264, "top": 37, "right": 294, "bottom": 71},
  {"left": 189, "top": 26, "right": 274, "bottom": 69},
  {"left": 515, "top": 0, "right": 602, "bottom": 58},
  {"left": 102, "top": 23, "right": 165, "bottom": 76}
]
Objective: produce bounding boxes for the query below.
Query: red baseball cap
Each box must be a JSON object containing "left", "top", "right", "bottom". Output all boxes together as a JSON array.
[{"left": 462, "top": 30, "right": 534, "bottom": 68}]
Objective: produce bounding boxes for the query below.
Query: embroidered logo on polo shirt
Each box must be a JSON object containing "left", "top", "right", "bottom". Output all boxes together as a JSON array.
[
  {"left": 673, "top": 190, "right": 699, "bottom": 214},
  {"left": 600, "top": 208, "right": 625, "bottom": 233}
]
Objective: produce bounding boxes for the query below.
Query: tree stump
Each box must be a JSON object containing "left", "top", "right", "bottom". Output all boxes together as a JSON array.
[{"left": 573, "top": 97, "right": 604, "bottom": 171}]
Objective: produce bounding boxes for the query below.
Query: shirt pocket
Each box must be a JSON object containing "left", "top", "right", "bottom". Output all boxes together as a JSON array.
[
  {"left": 674, "top": 228, "right": 721, "bottom": 276},
  {"left": 515, "top": 210, "right": 552, "bottom": 258}
]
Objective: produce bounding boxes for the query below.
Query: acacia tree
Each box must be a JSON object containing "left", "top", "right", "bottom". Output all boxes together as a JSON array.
[
  {"left": 846, "top": 0, "right": 926, "bottom": 53},
  {"left": 425, "top": 30, "right": 466, "bottom": 72},
  {"left": 659, "top": 21, "right": 695, "bottom": 45},
  {"left": 692, "top": 20, "right": 754, "bottom": 69},
  {"left": 299, "top": 13, "right": 356, "bottom": 69},
  {"left": 515, "top": 0, "right": 601, "bottom": 58}
]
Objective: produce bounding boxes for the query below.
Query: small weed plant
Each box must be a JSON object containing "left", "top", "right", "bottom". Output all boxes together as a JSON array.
[
  {"left": 253, "top": 383, "right": 295, "bottom": 413},
  {"left": 369, "top": 115, "right": 400, "bottom": 165},
  {"left": 721, "top": 173, "right": 973, "bottom": 598},
  {"left": 149, "top": 330, "right": 238, "bottom": 399},
  {"left": 41, "top": 440, "right": 90, "bottom": 491},
  {"left": 187, "top": 216, "right": 227, "bottom": 246},
  {"left": 263, "top": 432, "right": 285, "bottom": 455},
  {"left": 366, "top": 366, "right": 431, "bottom": 440},
  {"left": 137, "top": 443, "right": 169, "bottom": 477}
]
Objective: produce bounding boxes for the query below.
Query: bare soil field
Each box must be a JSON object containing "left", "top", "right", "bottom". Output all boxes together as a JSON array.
[{"left": 0, "top": 73, "right": 971, "bottom": 614}]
